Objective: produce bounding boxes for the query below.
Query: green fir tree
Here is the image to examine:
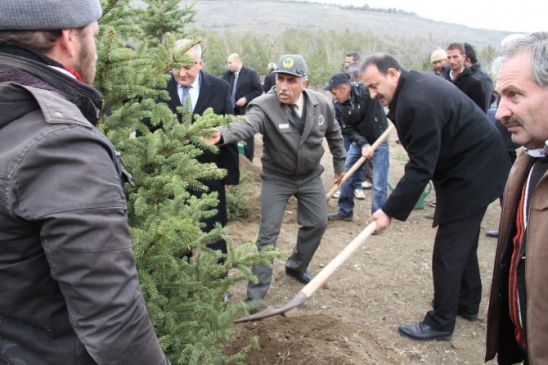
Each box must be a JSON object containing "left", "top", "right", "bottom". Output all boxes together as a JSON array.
[
  {"left": 94, "top": 1, "right": 280, "bottom": 363},
  {"left": 139, "top": 0, "right": 197, "bottom": 46}
]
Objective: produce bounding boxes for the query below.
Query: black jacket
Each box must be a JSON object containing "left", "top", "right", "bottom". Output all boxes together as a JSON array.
[
  {"left": 443, "top": 66, "right": 486, "bottom": 112},
  {"left": 156, "top": 71, "right": 240, "bottom": 187},
  {"left": 384, "top": 70, "right": 510, "bottom": 226},
  {"left": 263, "top": 72, "right": 276, "bottom": 93},
  {"left": 159, "top": 71, "right": 240, "bottom": 232},
  {"left": 335, "top": 82, "right": 388, "bottom": 146},
  {"left": 470, "top": 61, "right": 493, "bottom": 112},
  {"left": 222, "top": 66, "right": 263, "bottom": 115}
]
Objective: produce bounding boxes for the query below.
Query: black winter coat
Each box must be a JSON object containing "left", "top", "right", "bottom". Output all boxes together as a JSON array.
[
  {"left": 443, "top": 66, "right": 486, "bottom": 112},
  {"left": 336, "top": 82, "right": 388, "bottom": 146},
  {"left": 384, "top": 70, "right": 510, "bottom": 226},
  {"left": 160, "top": 71, "right": 240, "bottom": 234},
  {"left": 222, "top": 66, "right": 263, "bottom": 116}
]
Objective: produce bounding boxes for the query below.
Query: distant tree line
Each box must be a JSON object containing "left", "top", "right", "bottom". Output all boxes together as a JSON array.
[
  {"left": 282, "top": 0, "right": 416, "bottom": 15},
  {"left": 340, "top": 4, "right": 416, "bottom": 15},
  {"left": 190, "top": 27, "right": 498, "bottom": 87}
]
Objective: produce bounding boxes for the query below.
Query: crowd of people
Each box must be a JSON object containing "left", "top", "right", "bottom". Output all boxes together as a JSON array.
[{"left": 1, "top": 0, "right": 546, "bottom": 363}]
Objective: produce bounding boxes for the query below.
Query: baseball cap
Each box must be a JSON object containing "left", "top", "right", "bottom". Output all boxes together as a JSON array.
[
  {"left": 274, "top": 54, "right": 308, "bottom": 77},
  {"left": 322, "top": 72, "right": 351, "bottom": 90}
]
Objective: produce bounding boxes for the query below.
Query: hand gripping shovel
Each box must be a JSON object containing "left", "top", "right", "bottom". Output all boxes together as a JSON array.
[
  {"left": 234, "top": 221, "right": 378, "bottom": 323},
  {"left": 326, "top": 123, "right": 395, "bottom": 200}
]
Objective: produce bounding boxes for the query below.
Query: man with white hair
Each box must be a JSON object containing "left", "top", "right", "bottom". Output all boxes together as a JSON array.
[
  {"left": 484, "top": 34, "right": 526, "bottom": 238},
  {"left": 146, "top": 39, "right": 240, "bottom": 274},
  {"left": 485, "top": 32, "right": 548, "bottom": 365},
  {"left": 500, "top": 33, "right": 527, "bottom": 50},
  {"left": 0, "top": 1, "right": 168, "bottom": 363}
]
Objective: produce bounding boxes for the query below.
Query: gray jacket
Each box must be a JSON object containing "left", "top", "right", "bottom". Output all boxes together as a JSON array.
[
  {"left": 220, "top": 89, "right": 346, "bottom": 176},
  {"left": 0, "top": 54, "right": 167, "bottom": 364}
]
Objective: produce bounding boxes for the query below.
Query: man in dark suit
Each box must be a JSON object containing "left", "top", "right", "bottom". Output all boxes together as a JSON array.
[
  {"left": 151, "top": 39, "right": 239, "bottom": 263},
  {"left": 222, "top": 53, "right": 263, "bottom": 161},
  {"left": 361, "top": 54, "right": 510, "bottom": 341}
]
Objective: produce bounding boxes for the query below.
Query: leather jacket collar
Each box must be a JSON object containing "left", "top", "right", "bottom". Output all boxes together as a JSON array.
[{"left": 0, "top": 47, "right": 103, "bottom": 126}]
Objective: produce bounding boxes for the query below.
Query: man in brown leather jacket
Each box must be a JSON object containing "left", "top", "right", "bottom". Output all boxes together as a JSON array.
[{"left": 485, "top": 32, "right": 548, "bottom": 365}]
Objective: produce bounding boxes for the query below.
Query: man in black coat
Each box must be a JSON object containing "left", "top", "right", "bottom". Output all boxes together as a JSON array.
[
  {"left": 464, "top": 42, "right": 494, "bottom": 112},
  {"left": 223, "top": 53, "right": 263, "bottom": 161},
  {"left": 263, "top": 61, "right": 277, "bottom": 93},
  {"left": 444, "top": 42, "right": 486, "bottom": 112},
  {"left": 361, "top": 54, "right": 510, "bottom": 341},
  {"left": 150, "top": 40, "right": 239, "bottom": 261}
]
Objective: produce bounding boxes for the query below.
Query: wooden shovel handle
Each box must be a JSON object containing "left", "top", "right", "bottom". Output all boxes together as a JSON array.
[
  {"left": 326, "top": 123, "right": 395, "bottom": 200},
  {"left": 299, "top": 221, "right": 377, "bottom": 297}
]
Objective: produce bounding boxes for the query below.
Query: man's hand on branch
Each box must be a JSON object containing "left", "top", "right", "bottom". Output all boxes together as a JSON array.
[{"left": 202, "top": 128, "right": 221, "bottom": 145}]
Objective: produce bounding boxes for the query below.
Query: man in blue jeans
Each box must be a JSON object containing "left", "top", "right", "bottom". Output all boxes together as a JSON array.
[
  {"left": 324, "top": 72, "right": 390, "bottom": 220},
  {"left": 333, "top": 105, "right": 367, "bottom": 200}
]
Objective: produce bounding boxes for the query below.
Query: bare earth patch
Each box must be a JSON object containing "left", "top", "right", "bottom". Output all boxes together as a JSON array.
[{"left": 226, "top": 131, "right": 499, "bottom": 364}]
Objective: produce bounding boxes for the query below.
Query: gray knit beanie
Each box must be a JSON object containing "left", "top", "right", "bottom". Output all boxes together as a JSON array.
[{"left": 0, "top": 0, "right": 102, "bottom": 31}]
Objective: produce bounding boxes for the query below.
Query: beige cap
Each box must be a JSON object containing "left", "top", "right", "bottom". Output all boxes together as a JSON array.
[{"left": 431, "top": 48, "right": 448, "bottom": 63}]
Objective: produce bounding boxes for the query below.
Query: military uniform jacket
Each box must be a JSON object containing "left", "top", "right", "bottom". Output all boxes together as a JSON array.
[{"left": 220, "top": 88, "right": 346, "bottom": 176}]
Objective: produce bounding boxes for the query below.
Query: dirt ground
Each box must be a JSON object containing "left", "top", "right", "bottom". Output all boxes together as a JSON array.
[{"left": 225, "top": 132, "right": 501, "bottom": 365}]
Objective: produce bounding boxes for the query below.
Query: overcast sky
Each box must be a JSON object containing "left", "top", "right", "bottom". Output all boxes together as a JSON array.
[{"left": 309, "top": 0, "right": 544, "bottom": 33}]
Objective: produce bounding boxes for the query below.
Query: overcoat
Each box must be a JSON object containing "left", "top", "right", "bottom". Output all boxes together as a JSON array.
[{"left": 383, "top": 70, "right": 510, "bottom": 225}]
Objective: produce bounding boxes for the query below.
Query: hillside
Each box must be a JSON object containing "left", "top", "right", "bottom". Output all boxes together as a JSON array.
[{"left": 184, "top": 0, "right": 509, "bottom": 48}]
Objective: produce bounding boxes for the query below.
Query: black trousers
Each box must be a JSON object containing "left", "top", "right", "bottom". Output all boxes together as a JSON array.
[
  {"left": 235, "top": 107, "right": 254, "bottom": 162},
  {"left": 243, "top": 135, "right": 254, "bottom": 162},
  {"left": 185, "top": 179, "right": 228, "bottom": 264},
  {"left": 424, "top": 206, "right": 487, "bottom": 332}
]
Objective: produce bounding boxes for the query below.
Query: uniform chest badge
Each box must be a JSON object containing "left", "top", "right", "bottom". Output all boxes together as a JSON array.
[{"left": 317, "top": 115, "right": 325, "bottom": 125}]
